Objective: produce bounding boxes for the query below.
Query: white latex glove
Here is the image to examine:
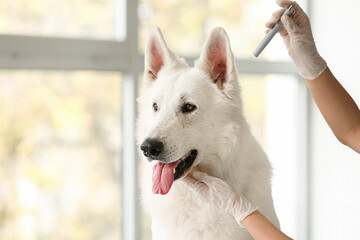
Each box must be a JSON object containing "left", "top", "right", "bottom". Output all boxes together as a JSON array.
[
  {"left": 266, "top": 0, "right": 327, "bottom": 80},
  {"left": 183, "top": 171, "right": 258, "bottom": 228}
]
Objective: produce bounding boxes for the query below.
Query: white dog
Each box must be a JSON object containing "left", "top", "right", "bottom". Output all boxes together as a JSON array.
[{"left": 137, "top": 27, "right": 279, "bottom": 240}]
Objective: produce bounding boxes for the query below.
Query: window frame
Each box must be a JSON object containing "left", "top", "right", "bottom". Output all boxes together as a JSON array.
[{"left": 0, "top": 0, "right": 311, "bottom": 239}]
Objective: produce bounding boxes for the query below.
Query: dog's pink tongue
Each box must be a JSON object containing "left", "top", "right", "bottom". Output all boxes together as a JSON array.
[{"left": 152, "top": 161, "right": 178, "bottom": 195}]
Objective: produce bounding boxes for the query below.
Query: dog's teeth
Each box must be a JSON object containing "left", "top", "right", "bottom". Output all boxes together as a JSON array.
[
  {"left": 173, "top": 168, "right": 176, "bottom": 174},
  {"left": 178, "top": 151, "right": 192, "bottom": 163}
]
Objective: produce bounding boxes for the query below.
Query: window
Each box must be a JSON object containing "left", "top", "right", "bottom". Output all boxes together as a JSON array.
[{"left": 0, "top": 0, "right": 309, "bottom": 239}]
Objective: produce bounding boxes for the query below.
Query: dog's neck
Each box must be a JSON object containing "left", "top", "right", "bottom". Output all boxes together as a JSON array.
[{"left": 196, "top": 114, "right": 253, "bottom": 185}]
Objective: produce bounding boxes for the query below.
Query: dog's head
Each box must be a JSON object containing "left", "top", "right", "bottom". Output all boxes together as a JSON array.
[{"left": 137, "top": 27, "right": 242, "bottom": 195}]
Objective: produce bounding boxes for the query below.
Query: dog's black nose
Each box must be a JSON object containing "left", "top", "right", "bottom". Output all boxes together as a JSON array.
[{"left": 140, "top": 138, "right": 163, "bottom": 159}]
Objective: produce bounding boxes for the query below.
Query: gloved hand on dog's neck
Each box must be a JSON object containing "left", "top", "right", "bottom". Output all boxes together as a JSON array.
[{"left": 183, "top": 171, "right": 258, "bottom": 228}]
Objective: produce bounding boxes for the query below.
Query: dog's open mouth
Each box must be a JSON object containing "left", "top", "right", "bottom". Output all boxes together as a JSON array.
[
  {"left": 152, "top": 150, "right": 197, "bottom": 195},
  {"left": 174, "top": 150, "right": 197, "bottom": 181}
]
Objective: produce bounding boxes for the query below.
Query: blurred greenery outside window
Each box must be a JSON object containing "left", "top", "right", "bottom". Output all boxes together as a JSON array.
[
  {"left": 0, "top": 71, "right": 122, "bottom": 239},
  {"left": 0, "top": 0, "right": 118, "bottom": 40},
  {"left": 138, "top": 0, "right": 292, "bottom": 60}
]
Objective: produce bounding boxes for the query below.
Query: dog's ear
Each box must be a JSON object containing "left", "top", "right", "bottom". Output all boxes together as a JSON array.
[
  {"left": 144, "top": 27, "right": 184, "bottom": 81},
  {"left": 196, "top": 27, "right": 237, "bottom": 91},
  {"left": 145, "top": 27, "right": 166, "bottom": 81}
]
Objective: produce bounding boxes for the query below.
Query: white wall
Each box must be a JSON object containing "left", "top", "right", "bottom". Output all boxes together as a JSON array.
[{"left": 311, "top": 1, "right": 360, "bottom": 239}]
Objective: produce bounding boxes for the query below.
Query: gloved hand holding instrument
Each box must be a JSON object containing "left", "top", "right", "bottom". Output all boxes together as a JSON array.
[{"left": 256, "top": 0, "right": 327, "bottom": 80}]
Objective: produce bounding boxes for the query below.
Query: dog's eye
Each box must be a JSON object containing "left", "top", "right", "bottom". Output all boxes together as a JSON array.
[
  {"left": 181, "top": 103, "right": 196, "bottom": 113},
  {"left": 153, "top": 103, "right": 158, "bottom": 112}
]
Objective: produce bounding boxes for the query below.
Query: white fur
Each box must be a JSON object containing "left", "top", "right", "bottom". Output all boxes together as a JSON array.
[{"left": 137, "top": 27, "right": 279, "bottom": 240}]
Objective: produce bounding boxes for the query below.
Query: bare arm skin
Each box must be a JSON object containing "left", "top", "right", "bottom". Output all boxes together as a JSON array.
[
  {"left": 242, "top": 210, "right": 293, "bottom": 240},
  {"left": 306, "top": 67, "right": 360, "bottom": 153}
]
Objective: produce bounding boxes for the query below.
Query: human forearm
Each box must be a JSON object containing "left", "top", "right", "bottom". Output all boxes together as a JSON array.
[
  {"left": 242, "top": 211, "right": 292, "bottom": 240},
  {"left": 306, "top": 67, "right": 360, "bottom": 153}
]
